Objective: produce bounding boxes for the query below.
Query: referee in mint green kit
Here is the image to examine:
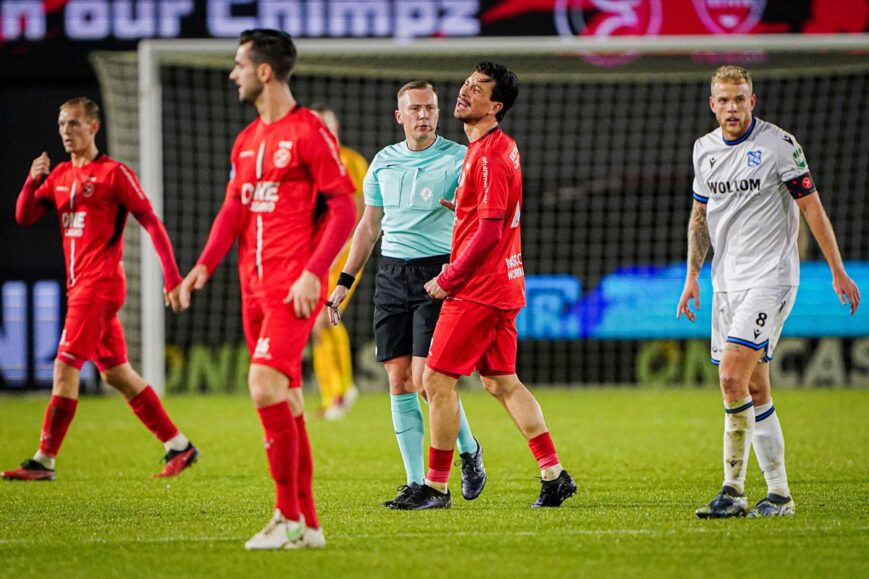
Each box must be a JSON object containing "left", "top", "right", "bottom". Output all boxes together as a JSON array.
[{"left": 326, "top": 81, "right": 485, "bottom": 509}]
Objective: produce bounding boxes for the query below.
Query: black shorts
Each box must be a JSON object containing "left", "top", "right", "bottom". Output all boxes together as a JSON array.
[{"left": 373, "top": 254, "right": 450, "bottom": 362}]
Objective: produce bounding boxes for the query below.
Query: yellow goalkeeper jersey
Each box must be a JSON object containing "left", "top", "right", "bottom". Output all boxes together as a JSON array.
[{"left": 329, "top": 146, "right": 368, "bottom": 292}]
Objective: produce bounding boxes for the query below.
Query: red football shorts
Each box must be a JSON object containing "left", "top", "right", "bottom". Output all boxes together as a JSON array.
[
  {"left": 427, "top": 298, "right": 521, "bottom": 378},
  {"left": 242, "top": 295, "right": 322, "bottom": 388},
  {"left": 56, "top": 300, "right": 128, "bottom": 372}
]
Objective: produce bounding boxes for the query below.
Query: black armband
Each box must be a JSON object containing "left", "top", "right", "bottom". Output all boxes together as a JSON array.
[
  {"left": 337, "top": 272, "right": 356, "bottom": 289},
  {"left": 785, "top": 172, "right": 817, "bottom": 200}
]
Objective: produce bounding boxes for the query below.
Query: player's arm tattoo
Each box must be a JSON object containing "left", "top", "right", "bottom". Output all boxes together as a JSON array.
[{"left": 687, "top": 203, "right": 710, "bottom": 276}]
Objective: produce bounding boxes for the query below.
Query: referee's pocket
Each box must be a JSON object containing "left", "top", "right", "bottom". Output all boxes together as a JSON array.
[
  {"left": 409, "top": 170, "right": 447, "bottom": 210},
  {"left": 378, "top": 169, "right": 403, "bottom": 207}
]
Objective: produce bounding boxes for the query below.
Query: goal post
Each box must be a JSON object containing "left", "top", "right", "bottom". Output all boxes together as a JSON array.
[{"left": 92, "top": 34, "right": 869, "bottom": 394}]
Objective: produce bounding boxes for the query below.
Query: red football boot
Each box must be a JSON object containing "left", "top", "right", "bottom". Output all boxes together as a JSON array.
[
  {"left": 2, "top": 459, "right": 56, "bottom": 481},
  {"left": 153, "top": 443, "right": 199, "bottom": 478}
]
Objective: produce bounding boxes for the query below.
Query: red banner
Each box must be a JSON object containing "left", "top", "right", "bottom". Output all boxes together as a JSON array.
[{"left": 482, "top": 0, "right": 869, "bottom": 36}]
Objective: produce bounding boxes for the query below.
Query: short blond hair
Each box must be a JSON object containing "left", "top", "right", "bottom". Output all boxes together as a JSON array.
[
  {"left": 61, "top": 97, "right": 101, "bottom": 122},
  {"left": 397, "top": 80, "right": 435, "bottom": 101},
  {"left": 710, "top": 65, "right": 752, "bottom": 94}
]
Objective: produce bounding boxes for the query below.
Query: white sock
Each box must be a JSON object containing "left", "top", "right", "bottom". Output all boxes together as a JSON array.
[
  {"left": 33, "top": 450, "right": 55, "bottom": 470},
  {"left": 541, "top": 463, "right": 563, "bottom": 482},
  {"left": 722, "top": 396, "right": 754, "bottom": 495},
  {"left": 425, "top": 480, "right": 448, "bottom": 494},
  {"left": 752, "top": 400, "right": 790, "bottom": 498},
  {"left": 164, "top": 433, "right": 189, "bottom": 453}
]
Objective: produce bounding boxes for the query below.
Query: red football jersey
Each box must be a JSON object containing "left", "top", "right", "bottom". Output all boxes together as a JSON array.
[
  {"left": 451, "top": 128, "right": 526, "bottom": 310},
  {"left": 31, "top": 155, "right": 159, "bottom": 304},
  {"left": 226, "top": 105, "right": 355, "bottom": 299}
]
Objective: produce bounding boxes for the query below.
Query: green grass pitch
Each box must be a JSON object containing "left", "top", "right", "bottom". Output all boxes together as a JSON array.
[{"left": 0, "top": 388, "right": 866, "bottom": 578}]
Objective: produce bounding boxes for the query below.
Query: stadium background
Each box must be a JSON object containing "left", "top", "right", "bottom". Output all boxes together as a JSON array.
[{"left": 1, "top": 0, "right": 868, "bottom": 393}]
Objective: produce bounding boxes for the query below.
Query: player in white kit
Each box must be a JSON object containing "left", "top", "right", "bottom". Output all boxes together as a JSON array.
[{"left": 677, "top": 66, "right": 861, "bottom": 518}]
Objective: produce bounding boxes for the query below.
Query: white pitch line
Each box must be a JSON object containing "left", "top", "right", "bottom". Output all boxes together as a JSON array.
[{"left": 0, "top": 525, "right": 860, "bottom": 546}]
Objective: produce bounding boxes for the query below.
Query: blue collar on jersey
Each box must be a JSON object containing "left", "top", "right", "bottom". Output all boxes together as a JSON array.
[{"left": 722, "top": 116, "right": 756, "bottom": 146}]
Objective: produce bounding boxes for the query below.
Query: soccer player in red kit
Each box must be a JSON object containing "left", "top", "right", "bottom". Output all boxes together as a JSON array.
[
  {"left": 394, "top": 62, "right": 576, "bottom": 510},
  {"left": 170, "top": 30, "right": 356, "bottom": 550},
  {"left": 2, "top": 97, "right": 197, "bottom": 482}
]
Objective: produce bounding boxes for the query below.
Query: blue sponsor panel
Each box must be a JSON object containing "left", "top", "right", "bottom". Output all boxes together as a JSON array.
[
  {"left": 0, "top": 280, "right": 94, "bottom": 388},
  {"left": 0, "top": 282, "right": 28, "bottom": 384},
  {"left": 33, "top": 281, "right": 62, "bottom": 382},
  {"left": 518, "top": 262, "right": 869, "bottom": 340}
]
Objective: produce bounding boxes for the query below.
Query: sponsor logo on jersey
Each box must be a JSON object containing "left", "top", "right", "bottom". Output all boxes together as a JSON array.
[
  {"left": 747, "top": 150, "right": 762, "bottom": 167},
  {"left": 782, "top": 134, "right": 794, "bottom": 146},
  {"left": 481, "top": 156, "right": 490, "bottom": 203},
  {"left": 706, "top": 178, "right": 761, "bottom": 195},
  {"left": 56, "top": 186, "right": 69, "bottom": 192},
  {"left": 253, "top": 337, "right": 272, "bottom": 359},
  {"left": 240, "top": 150, "right": 255, "bottom": 158},
  {"left": 709, "top": 157, "right": 717, "bottom": 168},
  {"left": 693, "top": 0, "right": 766, "bottom": 34},
  {"left": 509, "top": 145, "right": 520, "bottom": 169},
  {"left": 61, "top": 211, "right": 87, "bottom": 237},
  {"left": 793, "top": 147, "right": 807, "bottom": 169},
  {"left": 506, "top": 252, "right": 524, "bottom": 280},
  {"left": 241, "top": 181, "right": 280, "bottom": 213}
]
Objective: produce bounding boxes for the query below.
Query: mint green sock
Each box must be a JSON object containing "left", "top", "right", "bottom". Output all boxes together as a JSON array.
[
  {"left": 390, "top": 393, "right": 425, "bottom": 485},
  {"left": 457, "top": 396, "right": 477, "bottom": 455}
]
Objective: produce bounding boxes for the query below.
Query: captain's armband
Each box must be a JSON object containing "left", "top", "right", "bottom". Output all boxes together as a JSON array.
[{"left": 784, "top": 172, "right": 817, "bottom": 200}]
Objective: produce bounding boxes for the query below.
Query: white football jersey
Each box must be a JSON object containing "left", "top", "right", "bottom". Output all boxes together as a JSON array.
[{"left": 692, "top": 117, "right": 815, "bottom": 292}]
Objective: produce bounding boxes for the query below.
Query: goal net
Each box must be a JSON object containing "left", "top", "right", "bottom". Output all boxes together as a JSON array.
[{"left": 91, "top": 36, "right": 869, "bottom": 391}]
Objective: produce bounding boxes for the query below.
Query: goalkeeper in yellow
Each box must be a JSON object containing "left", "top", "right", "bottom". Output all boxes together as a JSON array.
[{"left": 311, "top": 104, "right": 368, "bottom": 420}]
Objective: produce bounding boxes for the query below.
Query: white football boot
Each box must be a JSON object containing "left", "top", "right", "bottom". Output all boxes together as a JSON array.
[
  {"left": 244, "top": 510, "right": 305, "bottom": 550},
  {"left": 302, "top": 527, "right": 326, "bottom": 549}
]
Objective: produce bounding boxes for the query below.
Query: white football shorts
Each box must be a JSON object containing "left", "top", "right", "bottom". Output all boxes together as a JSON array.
[{"left": 711, "top": 285, "right": 797, "bottom": 365}]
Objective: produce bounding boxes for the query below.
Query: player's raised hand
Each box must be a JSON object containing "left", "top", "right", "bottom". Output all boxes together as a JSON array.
[
  {"left": 30, "top": 152, "right": 50, "bottom": 180},
  {"left": 833, "top": 271, "right": 861, "bottom": 314},
  {"left": 676, "top": 278, "right": 701, "bottom": 322},
  {"left": 326, "top": 285, "right": 349, "bottom": 326},
  {"left": 439, "top": 198, "right": 456, "bottom": 212},
  {"left": 284, "top": 270, "right": 321, "bottom": 319}
]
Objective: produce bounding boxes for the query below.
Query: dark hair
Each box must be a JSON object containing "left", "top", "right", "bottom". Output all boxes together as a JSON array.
[
  {"left": 239, "top": 29, "right": 297, "bottom": 82},
  {"left": 474, "top": 61, "right": 518, "bottom": 121},
  {"left": 397, "top": 80, "right": 436, "bottom": 100},
  {"left": 61, "top": 97, "right": 100, "bottom": 122}
]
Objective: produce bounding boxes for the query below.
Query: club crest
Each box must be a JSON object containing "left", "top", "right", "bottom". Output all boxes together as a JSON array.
[
  {"left": 747, "top": 150, "right": 762, "bottom": 168},
  {"left": 693, "top": 0, "right": 766, "bottom": 34}
]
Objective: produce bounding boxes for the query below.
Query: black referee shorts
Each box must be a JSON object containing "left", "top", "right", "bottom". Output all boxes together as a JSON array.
[{"left": 373, "top": 254, "right": 450, "bottom": 362}]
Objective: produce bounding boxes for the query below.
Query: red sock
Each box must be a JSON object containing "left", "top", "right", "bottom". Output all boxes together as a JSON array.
[
  {"left": 295, "top": 415, "right": 319, "bottom": 529},
  {"left": 426, "top": 447, "right": 454, "bottom": 484},
  {"left": 38, "top": 395, "right": 78, "bottom": 457},
  {"left": 528, "top": 432, "right": 560, "bottom": 470},
  {"left": 256, "top": 402, "right": 300, "bottom": 521},
  {"left": 128, "top": 386, "right": 179, "bottom": 443}
]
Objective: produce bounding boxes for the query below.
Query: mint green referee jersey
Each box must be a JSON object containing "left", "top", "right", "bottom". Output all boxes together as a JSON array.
[{"left": 364, "top": 135, "right": 466, "bottom": 259}]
